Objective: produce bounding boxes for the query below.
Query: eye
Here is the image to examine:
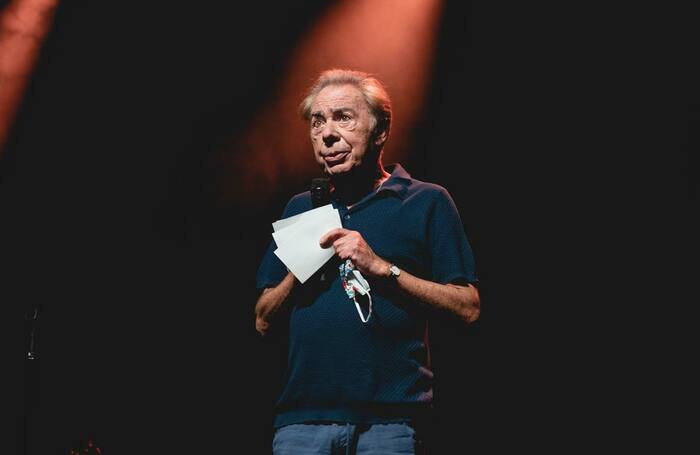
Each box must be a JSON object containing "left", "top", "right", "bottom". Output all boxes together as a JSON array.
[
  {"left": 332, "top": 112, "right": 352, "bottom": 122},
  {"left": 311, "top": 118, "right": 324, "bottom": 128}
]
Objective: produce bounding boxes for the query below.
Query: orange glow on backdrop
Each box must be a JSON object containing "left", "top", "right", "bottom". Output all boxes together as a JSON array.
[
  {"left": 218, "top": 0, "right": 443, "bottom": 206},
  {"left": 0, "top": 0, "right": 60, "bottom": 156}
]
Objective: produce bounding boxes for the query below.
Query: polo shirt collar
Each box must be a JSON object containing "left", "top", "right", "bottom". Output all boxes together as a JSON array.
[
  {"left": 330, "top": 163, "right": 412, "bottom": 210},
  {"left": 379, "top": 163, "right": 412, "bottom": 199}
]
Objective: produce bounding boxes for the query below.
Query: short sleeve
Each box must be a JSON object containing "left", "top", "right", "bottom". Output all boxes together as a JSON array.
[
  {"left": 255, "top": 193, "right": 312, "bottom": 290},
  {"left": 427, "top": 187, "right": 478, "bottom": 285}
]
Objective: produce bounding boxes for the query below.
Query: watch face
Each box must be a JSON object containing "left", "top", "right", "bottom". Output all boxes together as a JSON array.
[{"left": 390, "top": 265, "right": 400, "bottom": 277}]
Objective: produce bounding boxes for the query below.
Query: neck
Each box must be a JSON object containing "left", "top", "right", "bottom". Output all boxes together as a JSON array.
[{"left": 330, "top": 161, "right": 390, "bottom": 207}]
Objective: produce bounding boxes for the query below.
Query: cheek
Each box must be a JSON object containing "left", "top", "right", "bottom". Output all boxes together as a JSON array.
[
  {"left": 349, "top": 135, "right": 369, "bottom": 154},
  {"left": 310, "top": 137, "right": 322, "bottom": 151}
]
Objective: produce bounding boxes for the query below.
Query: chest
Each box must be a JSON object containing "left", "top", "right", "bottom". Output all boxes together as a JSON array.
[{"left": 337, "top": 197, "right": 429, "bottom": 273}]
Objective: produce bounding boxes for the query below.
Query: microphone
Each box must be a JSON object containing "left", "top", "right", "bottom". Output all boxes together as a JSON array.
[
  {"left": 311, "top": 177, "right": 331, "bottom": 283},
  {"left": 310, "top": 177, "right": 331, "bottom": 208}
]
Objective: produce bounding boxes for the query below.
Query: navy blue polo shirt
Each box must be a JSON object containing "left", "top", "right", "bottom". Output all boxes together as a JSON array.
[{"left": 256, "top": 163, "right": 478, "bottom": 428}]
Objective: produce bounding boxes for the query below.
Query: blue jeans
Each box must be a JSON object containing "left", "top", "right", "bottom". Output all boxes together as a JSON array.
[{"left": 272, "top": 422, "right": 419, "bottom": 455}]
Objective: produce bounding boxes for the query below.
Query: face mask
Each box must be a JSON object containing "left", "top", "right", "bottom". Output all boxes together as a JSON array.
[{"left": 339, "top": 259, "right": 372, "bottom": 323}]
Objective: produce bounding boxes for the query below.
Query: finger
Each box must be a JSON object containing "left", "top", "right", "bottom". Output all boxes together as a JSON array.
[
  {"left": 333, "top": 240, "right": 351, "bottom": 259},
  {"left": 319, "top": 228, "right": 351, "bottom": 248},
  {"left": 336, "top": 247, "right": 351, "bottom": 260}
]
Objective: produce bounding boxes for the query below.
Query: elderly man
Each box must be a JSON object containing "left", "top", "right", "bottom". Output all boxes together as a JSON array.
[{"left": 255, "top": 69, "right": 480, "bottom": 454}]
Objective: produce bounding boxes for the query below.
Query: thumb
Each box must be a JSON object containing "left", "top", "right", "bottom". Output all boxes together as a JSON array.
[{"left": 319, "top": 228, "right": 349, "bottom": 248}]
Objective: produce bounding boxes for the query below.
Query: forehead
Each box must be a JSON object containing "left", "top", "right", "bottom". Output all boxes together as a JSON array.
[{"left": 310, "top": 84, "right": 369, "bottom": 113}]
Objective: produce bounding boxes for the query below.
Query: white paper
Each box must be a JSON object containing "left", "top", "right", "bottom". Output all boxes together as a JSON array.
[
  {"left": 272, "top": 203, "right": 335, "bottom": 233},
  {"left": 272, "top": 205, "right": 342, "bottom": 283}
]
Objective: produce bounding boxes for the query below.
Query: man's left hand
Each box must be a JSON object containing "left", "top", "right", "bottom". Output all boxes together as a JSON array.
[{"left": 320, "top": 228, "right": 390, "bottom": 278}]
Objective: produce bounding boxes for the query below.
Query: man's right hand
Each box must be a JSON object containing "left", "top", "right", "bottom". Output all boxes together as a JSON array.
[{"left": 254, "top": 272, "right": 296, "bottom": 336}]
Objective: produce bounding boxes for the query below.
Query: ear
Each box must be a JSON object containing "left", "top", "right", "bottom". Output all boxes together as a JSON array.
[{"left": 373, "top": 128, "right": 388, "bottom": 147}]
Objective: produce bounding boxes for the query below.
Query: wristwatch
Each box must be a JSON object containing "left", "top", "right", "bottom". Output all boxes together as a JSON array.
[{"left": 388, "top": 264, "right": 401, "bottom": 279}]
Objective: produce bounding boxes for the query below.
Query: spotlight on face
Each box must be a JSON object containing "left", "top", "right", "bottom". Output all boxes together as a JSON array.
[
  {"left": 309, "top": 84, "right": 379, "bottom": 177},
  {"left": 216, "top": 0, "right": 442, "bottom": 206}
]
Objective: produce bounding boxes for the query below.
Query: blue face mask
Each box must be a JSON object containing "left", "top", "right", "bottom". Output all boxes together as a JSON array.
[{"left": 339, "top": 259, "right": 372, "bottom": 323}]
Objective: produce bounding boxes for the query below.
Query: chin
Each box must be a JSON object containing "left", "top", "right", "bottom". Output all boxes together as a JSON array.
[{"left": 328, "top": 163, "right": 354, "bottom": 176}]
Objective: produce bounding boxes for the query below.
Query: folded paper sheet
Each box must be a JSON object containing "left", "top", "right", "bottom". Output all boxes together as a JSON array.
[{"left": 272, "top": 204, "right": 341, "bottom": 283}]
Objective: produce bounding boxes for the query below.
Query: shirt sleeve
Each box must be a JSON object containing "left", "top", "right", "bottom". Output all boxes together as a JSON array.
[
  {"left": 427, "top": 186, "right": 478, "bottom": 286},
  {"left": 255, "top": 193, "right": 311, "bottom": 290}
]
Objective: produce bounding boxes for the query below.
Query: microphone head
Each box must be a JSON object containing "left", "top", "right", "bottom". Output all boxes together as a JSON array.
[{"left": 310, "top": 177, "right": 331, "bottom": 208}]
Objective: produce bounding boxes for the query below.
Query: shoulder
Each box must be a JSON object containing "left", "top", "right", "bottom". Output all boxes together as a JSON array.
[
  {"left": 400, "top": 176, "right": 462, "bottom": 221},
  {"left": 282, "top": 191, "right": 313, "bottom": 217},
  {"left": 403, "top": 176, "right": 453, "bottom": 203}
]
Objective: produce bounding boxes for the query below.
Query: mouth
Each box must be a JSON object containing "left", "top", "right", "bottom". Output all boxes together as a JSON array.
[{"left": 323, "top": 151, "right": 349, "bottom": 165}]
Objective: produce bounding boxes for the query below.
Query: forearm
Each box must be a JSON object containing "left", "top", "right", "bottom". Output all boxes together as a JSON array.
[
  {"left": 254, "top": 272, "right": 296, "bottom": 336},
  {"left": 380, "top": 262, "right": 480, "bottom": 324}
]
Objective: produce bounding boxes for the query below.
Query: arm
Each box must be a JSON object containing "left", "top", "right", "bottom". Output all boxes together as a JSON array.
[
  {"left": 320, "top": 229, "right": 480, "bottom": 325},
  {"left": 379, "top": 264, "right": 480, "bottom": 324},
  {"left": 254, "top": 271, "right": 296, "bottom": 336}
]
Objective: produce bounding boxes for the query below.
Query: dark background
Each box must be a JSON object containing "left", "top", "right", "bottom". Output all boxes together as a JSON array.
[{"left": 3, "top": 1, "right": 694, "bottom": 454}]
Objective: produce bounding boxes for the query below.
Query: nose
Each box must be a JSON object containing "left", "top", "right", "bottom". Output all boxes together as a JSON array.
[{"left": 322, "top": 121, "right": 340, "bottom": 147}]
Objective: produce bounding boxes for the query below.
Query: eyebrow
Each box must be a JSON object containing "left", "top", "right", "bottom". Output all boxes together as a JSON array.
[{"left": 311, "top": 107, "right": 357, "bottom": 118}]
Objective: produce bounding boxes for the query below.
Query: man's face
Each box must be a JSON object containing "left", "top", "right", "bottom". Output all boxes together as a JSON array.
[{"left": 309, "top": 84, "right": 379, "bottom": 177}]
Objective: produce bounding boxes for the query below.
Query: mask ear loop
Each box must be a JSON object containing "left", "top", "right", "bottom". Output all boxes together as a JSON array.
[{"left": 353, "top": 291, "right": 372, "bottom": 323}]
